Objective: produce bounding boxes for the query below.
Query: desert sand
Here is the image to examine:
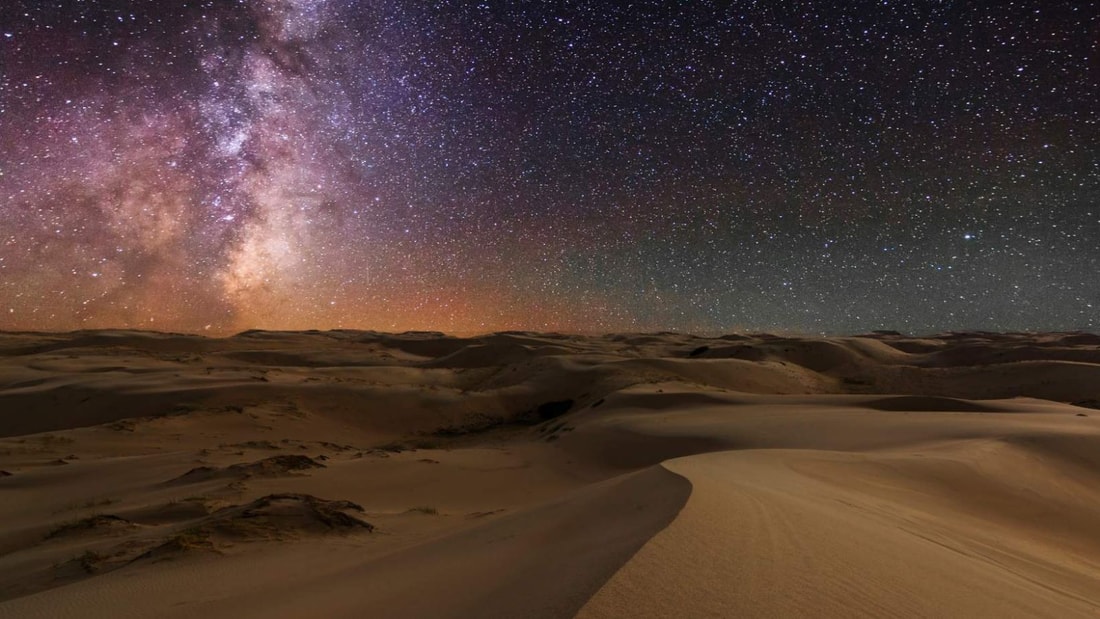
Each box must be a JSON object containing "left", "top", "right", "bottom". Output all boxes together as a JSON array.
[{"left": 0, "top": 329, "right": 1098, "bottom": 618}]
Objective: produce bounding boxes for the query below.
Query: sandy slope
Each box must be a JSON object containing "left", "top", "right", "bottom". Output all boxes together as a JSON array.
[{"left": 0, "top": 330, "right": 1098, "bottom": 617}]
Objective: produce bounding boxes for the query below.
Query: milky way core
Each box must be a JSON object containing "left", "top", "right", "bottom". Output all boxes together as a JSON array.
[{"left": 1, "top": 1, "right": 1097, "bottom": 334}]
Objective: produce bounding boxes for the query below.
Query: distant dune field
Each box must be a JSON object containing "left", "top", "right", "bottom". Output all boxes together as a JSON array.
[{"left": 0, "top": 330, "right": 1098, "bottom": 618}]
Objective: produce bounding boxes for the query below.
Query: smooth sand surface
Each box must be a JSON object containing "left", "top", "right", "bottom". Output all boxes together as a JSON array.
[{"left": 0, "top": 329, "right": 1098, "bottom": 617}]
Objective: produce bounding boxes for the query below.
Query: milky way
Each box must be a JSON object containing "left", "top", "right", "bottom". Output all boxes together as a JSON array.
[{"left": 1, "top": 1, "right": 1097, "bottom": 334}]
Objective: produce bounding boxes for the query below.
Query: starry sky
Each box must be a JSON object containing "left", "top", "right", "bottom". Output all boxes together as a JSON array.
[{"left": 1, "top": 1, "right": 1097, "bottom": 335}]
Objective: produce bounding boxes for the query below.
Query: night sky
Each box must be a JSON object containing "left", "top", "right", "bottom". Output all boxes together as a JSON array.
[{"left": 1, "top": 1, "right": 1097, "bottom": 335}]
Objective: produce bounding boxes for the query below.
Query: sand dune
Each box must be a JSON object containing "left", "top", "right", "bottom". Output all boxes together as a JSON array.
[{"left": 0, "top": 330, "right": 1098, "bottom": 617}]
